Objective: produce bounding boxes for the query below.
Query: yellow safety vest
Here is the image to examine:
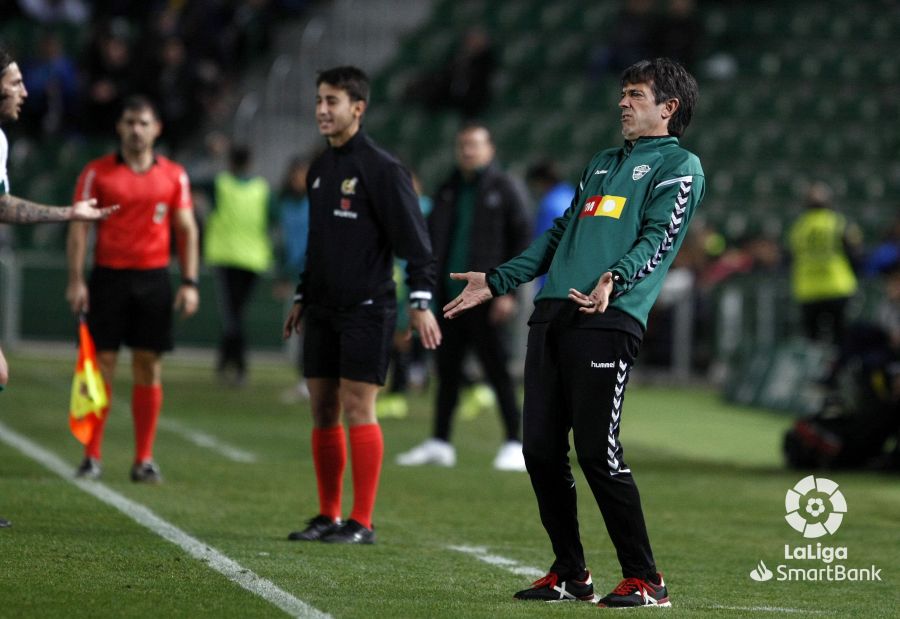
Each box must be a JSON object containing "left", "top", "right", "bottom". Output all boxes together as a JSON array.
[
  {"left": 788, "top": 208, "right": 857, "bottom": 302},
  {"left": 204, "top": 172, "right": 272, "bottom": 273}
]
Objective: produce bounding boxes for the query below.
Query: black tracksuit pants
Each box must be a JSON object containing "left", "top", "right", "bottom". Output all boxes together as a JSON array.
[
  {"left": 434, "top": 303, "right": 521, "bottom": 442},
  {"left": 522, "top": 317, "right": 657, "bottom": 581},
  {"left": 213, "top": 266, "right": 259, "bottom": 375}
]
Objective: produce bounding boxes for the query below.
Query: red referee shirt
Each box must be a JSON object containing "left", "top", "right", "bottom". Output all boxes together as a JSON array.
[{"left": 74, "top": 153, "right": 193, "bottom": 270}]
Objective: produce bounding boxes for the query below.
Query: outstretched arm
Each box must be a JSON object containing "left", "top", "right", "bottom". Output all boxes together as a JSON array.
[
  {"left": 442, "top": 272, "right": 494, "bottom": 319},
  {"left": 0, "top": 195, "right": 117, "bottom": 223}
]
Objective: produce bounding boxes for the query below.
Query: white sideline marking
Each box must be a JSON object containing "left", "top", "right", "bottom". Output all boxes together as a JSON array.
[
  {"left": 447, "top": 545, "right": 544, "bottom": 579},
  {"left": 709, "top": 605, "right": 827, "bottom": 615},
  {"left": 27, "top": 372, "right": 258, "bottom": 463},
  {"left": 0, "top": 421, "right": 329, "bottom": 619},
  {"left": 449, "top": 545, "right": 825, "bottom": 615},
  {"left": 158, "top": 418, "right": 257, "bottom": 463}
]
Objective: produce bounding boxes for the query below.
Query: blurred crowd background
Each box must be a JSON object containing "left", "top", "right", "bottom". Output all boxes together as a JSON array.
[{"left": 1, "top": 0, "right": 898, "bottom": 442}]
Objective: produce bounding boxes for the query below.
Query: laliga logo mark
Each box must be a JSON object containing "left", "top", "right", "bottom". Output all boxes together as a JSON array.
[
  {"left": 749, "top": 560, "right": 773, "bottom": 582},
  {"left": 785, "top": 475, "right": 847, "bottom": 539}
]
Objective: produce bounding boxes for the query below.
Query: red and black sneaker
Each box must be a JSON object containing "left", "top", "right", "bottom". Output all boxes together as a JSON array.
[
  {"left": 513, "top": 571, "right": 595, "bottom": 602},
  {"left": 597, "top": 573, "right": 671, "bottom": 608}
]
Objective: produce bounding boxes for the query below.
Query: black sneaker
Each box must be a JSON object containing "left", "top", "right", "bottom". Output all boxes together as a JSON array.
[
  {"left": 130, "top": 461, "right": 162, "bottom": 484},
  {"left": 75, "top": 457, "right": 102, "bottom": 480},
  {"left": 513, "top": 571, "right": 595, "bottom": 602},
  {"left": 0, "top": 518, "right": 10, "bottom": 528},
  {"left": 597, "top": 574, "right": 671, "bottom": 608},
  {"left": 319, "top": 519, "right": 375, "bottom": 544},
  {"left": 288, "top": 515, "right": 342, "bottom": 541}
]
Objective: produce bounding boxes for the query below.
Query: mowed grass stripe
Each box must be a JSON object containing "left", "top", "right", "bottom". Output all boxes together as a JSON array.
[{"left": 0, "top": 420, "right": 329, "bottom": 619}]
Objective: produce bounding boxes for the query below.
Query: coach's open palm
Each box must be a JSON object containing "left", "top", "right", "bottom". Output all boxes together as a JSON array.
[{"left": 443, "top": 272, "right": 493, "bottom": 319}]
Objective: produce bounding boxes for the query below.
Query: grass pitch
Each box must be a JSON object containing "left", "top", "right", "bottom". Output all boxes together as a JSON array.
[{"left": 0, "top": 350, "right": 897, "bottom": 618}]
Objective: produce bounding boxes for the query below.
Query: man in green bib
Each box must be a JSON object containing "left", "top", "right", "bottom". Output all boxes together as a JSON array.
[
  {"left": 204, "top": 145, "right": 273, "bottom": 385},
  {"left": 444, "top": 57, "right": 704, "bottom": 608}
]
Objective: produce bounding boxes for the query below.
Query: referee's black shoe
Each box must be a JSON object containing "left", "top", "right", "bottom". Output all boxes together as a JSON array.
[
  {"left": 514, "top": 571, "right": 595, "bottom": 602},
  {"left": 75, "top": 457, "right": 102, "bottom": 480},
  {"left": 130, "top": 460, "right": 162, "bottom": 484},
  {"left": 0, "top": 518, "right": 11, "bottom": 528},
  {"left": 320, "top": 519, "right": 375, "bottom": 544},
  {"left": 288, "top": 515, "right": 341, "bottom": 541}
]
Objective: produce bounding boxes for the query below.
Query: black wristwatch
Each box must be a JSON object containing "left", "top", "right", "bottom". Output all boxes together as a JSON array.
[
  {"left": 409, "top": 298, "right": 430, "bottom": 311},
  {"left": 181, "top": 277, "right": 199, "bottom": 288}
]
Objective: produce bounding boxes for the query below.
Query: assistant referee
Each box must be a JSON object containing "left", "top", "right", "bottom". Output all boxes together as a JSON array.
[{"left": 283, "top": 66, "right": 441, "bottom": 544}]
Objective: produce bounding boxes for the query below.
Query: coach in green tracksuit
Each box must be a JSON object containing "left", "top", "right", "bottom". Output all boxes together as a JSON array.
[{"left": 445, "top": 58, "right": 704, "bottom": 608}]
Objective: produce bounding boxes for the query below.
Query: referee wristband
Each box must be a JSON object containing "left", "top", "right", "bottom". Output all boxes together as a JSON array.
[{"left": 181, "top": 277, "right": 199, "bottom": 288}]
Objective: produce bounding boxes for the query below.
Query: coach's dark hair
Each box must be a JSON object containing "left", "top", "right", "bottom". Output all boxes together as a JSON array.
[
  {"left": 120, "top": 94, "right": 161, "bottom": 121},
  {"left": 316, "top": 66, "right": 370, "bottom": 103},
  {"left": 621, "top": 58, "right": 698, "bottom": 137},
  {"left": 0, "top": 47, "right": 14, "bottom": 77}
]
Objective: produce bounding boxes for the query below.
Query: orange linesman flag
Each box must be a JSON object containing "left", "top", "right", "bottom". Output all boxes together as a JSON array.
[{"left": 69, "top": 320, "right": 108, "bottom": 445}]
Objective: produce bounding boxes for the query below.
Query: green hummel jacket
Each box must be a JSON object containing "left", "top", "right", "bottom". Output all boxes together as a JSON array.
[{"left": 487, "top": 135, "right": 705, "bottom": 329}]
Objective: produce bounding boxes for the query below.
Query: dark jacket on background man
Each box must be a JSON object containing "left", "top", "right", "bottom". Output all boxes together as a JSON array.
[{"left": 428, "top": 163, "right": 531, "bottom": 302}]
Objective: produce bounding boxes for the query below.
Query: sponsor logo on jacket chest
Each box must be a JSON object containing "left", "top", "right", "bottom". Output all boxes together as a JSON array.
[{"left": 579, "top": 195, "right": 627, "bottom": 219}]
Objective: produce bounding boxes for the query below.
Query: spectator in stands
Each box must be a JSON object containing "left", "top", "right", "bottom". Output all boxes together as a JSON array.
[
  {"left": 17, "top": 0, "right": 89, "bottom": 24},
  {"left": 204, "top": 145, "right": 273, "bottom": 387},
  {"left": 862, "top": 214, "right": 900, "bottom": 277},
  {"left": 20, "top": 31, "right": 79, "bottom": 136},
  {"left": 787, "top": 182, "right": 862, "bottom": 343},
  {"left": 407, "top": 27, "right": 496, "bottom": 118},
  {"left": 589, "top": 0, "right": 656, "bottom": 76},
  {"left": 396, "top": 123, "right": 531, "bottom": 471},
  {"left": 652, "top": 0, "right": 702, "bottom": 71},
  {"left": 82, "top": 18, "right": 134, "bottom": 134},
  {"left": 147, "top": 36, "right": 202, "bottom": 150}
]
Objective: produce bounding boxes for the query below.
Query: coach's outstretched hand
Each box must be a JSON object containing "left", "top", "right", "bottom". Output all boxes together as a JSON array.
[
  {"left": 408, "top": 308, "right": 441, "bottom": 350},
  {"left": 443, "top": 272, "right": 493, "bottom": 319}
]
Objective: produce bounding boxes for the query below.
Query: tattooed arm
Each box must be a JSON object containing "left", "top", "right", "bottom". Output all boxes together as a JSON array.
[{"left": 0, "top": 195, "right": 118, "bottom": 223}]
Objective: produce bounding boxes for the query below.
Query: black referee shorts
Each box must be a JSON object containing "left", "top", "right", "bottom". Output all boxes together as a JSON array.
[
  {"left": 302, "top": 298, "right": 397, "bottom": 386},
  {"left": 88, "top": 267, "right": 174, "bottom": 353}
]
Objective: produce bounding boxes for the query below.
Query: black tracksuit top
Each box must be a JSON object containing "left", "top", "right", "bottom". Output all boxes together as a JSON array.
[{"left": 297, "top": 130, "right": 435, "bottom": 308}]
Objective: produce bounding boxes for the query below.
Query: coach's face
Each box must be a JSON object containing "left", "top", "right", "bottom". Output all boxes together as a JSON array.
[
  {"left": 0, "top": 62, "right": 28, "bottom": 123},
  {"left": 117, "top": 107, "right": 161, "bottom": 154},
  {"left": 619, "top": 81, "right": 677, "bottom": 141},
  {"left": 316, "top": 82, "right": 365, "bottom": 147}
]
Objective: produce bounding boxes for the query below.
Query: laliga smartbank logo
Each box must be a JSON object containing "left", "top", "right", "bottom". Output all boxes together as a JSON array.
[
  {"left": 749, "top": 475, "right": 882, "bottom": 583},
  {"left": 784, "top": 475, "right": 846, "bottom": 538}
]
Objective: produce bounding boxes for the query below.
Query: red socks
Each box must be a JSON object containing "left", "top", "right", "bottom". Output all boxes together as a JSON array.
[
  {"left": 132, "top": 384, "right": 162, "bottom": 463},
  {"left": 311, "top": 424, "right": 384, "bottom": 529},
  {"left": 85, "top": 383, "right": 112, "bottom": 460},
  {"left": 348, "top": 423, "right": 383, "bottom": 529},
  {"left": 312, "top": 426, "right": 346, "bottom": 521}
]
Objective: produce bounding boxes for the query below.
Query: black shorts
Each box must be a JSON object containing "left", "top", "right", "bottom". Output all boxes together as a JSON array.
[
  {"left": 302, "top": 298, "right": 397, "bottom": 385},
  {"left": 88, "top": 267, "right": 174, "bottom": 352}
]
